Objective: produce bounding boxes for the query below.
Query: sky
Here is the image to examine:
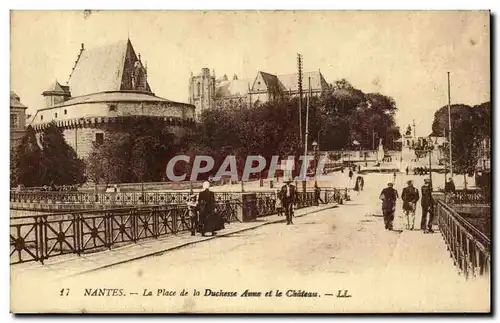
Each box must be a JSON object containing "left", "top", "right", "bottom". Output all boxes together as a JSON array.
[{"left": 10, "top": 10, "right": 490, "bottom": 136}]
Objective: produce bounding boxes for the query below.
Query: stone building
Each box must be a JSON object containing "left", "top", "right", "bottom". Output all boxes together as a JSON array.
[
  {"left": 29, "top": 39, "right": 195, "bottom": 158},
  {"left": 188, "top": 68, "right": 330, "bottom": 119},
  {"left": 10, "top": 91, "right": 28, "bottom": 149}
]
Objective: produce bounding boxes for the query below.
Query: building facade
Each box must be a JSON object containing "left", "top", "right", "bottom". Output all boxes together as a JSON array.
[
  {"left": 29, "top": 39, "right": 195, "bottom": 158},
  {"left": 10, "top": 91, "right": 28, "bottom": 149},
  {"left": 188, "top": 68, "right": 330, "bottom": 119}
]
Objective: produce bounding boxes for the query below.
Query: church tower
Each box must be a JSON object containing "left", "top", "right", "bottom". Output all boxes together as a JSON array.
[{"left": 188, "top": 68, "right": 216, "bottom": 120}]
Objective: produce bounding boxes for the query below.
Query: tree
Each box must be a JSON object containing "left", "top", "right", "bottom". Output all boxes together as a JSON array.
[
  {"left": 86, "top": 133, "right": 132, "bottom": 188},
  {"left": 432, "top": 102, "right": 491, "bottom": 183},
  {"left": 11, "top": 126, "right": 43, "bottom": 187},
  {"left": 39, "top": 122, "right": 85, "bottom": 185}
]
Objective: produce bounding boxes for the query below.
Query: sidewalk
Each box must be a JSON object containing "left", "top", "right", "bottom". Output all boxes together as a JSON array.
[{"left": 11, "top": 203, "right": 337, "bottom": 281}]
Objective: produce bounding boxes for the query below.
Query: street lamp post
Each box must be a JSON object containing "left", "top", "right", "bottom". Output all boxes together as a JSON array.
[
  {"left": 427, "top": 138, "right": 434, "bottom": 188},
  {"left": 312, "top": 141, "right": 319, "bottom": 187}
]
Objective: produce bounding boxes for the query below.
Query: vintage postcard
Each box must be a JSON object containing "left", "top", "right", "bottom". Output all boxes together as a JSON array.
[{"left": 9, "top": 10, "right": 491, "bottom": 313}]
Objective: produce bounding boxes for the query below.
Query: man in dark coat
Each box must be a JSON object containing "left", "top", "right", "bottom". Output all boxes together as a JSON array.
[
  {"left": 420, "top": 178, "right": 434, "bottom": 233},
  {"left": 197, "top": 181, "right": 223, "bottom": 236},
  {"left": 379, "top": 182, "right": 399, "bottom": 230},
  {"left": 401, "top": 180, "right": 420, "bottom": 230},
  {"left": 313, "top": 184, "right": 324, "bottom": 205},
  {"left": 280, "top": 179, "right": 297, "bottom": 225},
  {"left": 444, "top": 178, "right": 456, "bottom": 193}
]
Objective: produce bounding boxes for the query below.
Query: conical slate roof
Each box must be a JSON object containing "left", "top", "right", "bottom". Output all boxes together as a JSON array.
[{"left": 68, "top": 39, "right": 151, "bottom": 97}]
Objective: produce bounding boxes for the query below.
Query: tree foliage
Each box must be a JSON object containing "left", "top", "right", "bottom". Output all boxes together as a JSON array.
[
  {"left": 85, "top": 117, "right": 179, "bottom": 185},
  {"left": 431, "top": 102, "right": 491, "bottom": 175},
  {"left": 11, "top": 126, "right": 43, "bottom": 187},
  {"left": 39, "top": 122, "right": 86, "bottom": 185}
]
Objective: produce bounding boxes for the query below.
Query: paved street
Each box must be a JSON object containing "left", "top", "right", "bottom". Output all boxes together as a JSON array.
[{"left": 11, "top": 173, "right": 489, "bottom": 313}]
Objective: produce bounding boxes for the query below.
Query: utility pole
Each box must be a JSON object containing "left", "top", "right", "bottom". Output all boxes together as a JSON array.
[
  {"left": 412, "top": 119, "right": 416, "bottom": 140},
  {"left": 297, "top": 54, "right": 303, "bottom": 144},
  {"left": 447, "top": 71, "right": 453, "bottom": 179},
  {"left": 302, "top": 77, "right": 311, "bottom": 192}
]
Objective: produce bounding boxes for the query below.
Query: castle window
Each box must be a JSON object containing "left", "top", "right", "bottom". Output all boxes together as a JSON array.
[
  {"left": 108, "top": 104, "right": 117, "bottom": 112},
  {"left": 95, "top": 133, "right": 104, "bottom": 145},
  {"left": 55, "top": 112, "right": 58, "bottom": 118},
  {"left": 64, "top": 109, "right": 67, "bottom": 115},
  {"left": 197, "top": 82, "right": 201, "bottom": 97},
  {"left": 40, "top": 115, "right": 43, "bottom": 121},
  {"left": 10, "top": 113, "right": 18, "bottom": 129}
]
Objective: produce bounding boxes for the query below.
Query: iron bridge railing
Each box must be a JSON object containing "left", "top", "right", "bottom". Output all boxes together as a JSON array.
[
  {"left": 11, "top": 201, "right": 239, "bottom": 265},
  {"left": 10, "top": 188, "right": 349, "bottom": 207},
  {"left": 436, "top": 199, "right": 491, "bottom": 279},
  {"left": 444, "top": 188, "right": 491, "bottom": 205}
]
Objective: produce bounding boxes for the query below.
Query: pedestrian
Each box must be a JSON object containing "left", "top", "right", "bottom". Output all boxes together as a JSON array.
[
  {"left": 348, "top": 169, "right": 353, "bottom": 181},
  {"left": 445, "top": 178, "right": 456, "bottom": 194},
  {"left": 393, "top": 171, "right": 397, "bottom": 183},
  {"left": 186, "top": 194, "right": 199, "bottom": 236},
  {"left": 406, "top": 166, "right": 409, "bottom": 175},
  {"left": 314, "top": 184, "right": 325, "bottom": 205},
  {"left": 280, "top": 179, "right": 297, "bottom": 225},
  {"left": 198, "top": 181, "right": 223, "bottom": 236},
  {"left": 354, "top": 176, "right": 364, "bottom": 191},
  {"left": 420, "top": 178, "right": 434, "bottom": 233},
  {"left": 379, "top": 182, "right": 399, "bottom": 230},
  {"left": 275, "top": 189, "right": 284, "bottom": 216},
  {"left": 401, "top": 180, "right": 420, "bottom": 230}
]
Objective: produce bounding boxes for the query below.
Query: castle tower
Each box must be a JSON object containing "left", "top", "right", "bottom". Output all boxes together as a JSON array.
[
  {"left": 188, "top": 68, "right": 216, "bottom": 120},
  {"left": 42, "top": 80, "right": 71, "bottom": 108}
]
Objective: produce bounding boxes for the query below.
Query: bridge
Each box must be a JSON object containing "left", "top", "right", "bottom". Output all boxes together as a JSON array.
[{"left": 10, "top": 172, "right": 490, "bottom": 312}]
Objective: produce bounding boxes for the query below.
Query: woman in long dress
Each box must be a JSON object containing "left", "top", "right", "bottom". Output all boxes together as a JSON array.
[{"left": 197, "top": 181, "right": 224, "bottom": 236}]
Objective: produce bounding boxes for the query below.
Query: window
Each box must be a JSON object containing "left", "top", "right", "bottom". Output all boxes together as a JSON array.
[
  {"left": 10, "top": 113, "right": 18, "bottom": 129},
  {"left": 95, "top": 133, "right": 104, "bottom": 145},
  {"left": 55, "top": 112, "right": 58, "bottom": 118},
  {"left": 197, "top": 82, "right": 201, "bottom": 97},
  {"left": 64, "top": 109, "right": 67, "bottom": 115},
  {"left": 40, "top": 115, "right": 43, "bottom": 121},
  {"left": 108, "top": 104, "right": 117, "bottom": 112}
]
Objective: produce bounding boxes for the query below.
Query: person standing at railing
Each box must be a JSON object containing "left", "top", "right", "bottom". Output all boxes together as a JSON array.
[
  {"left": 280, "top": 179, "right": 297, "bottom": 225},
  {"left": 198, "top": 181, "right": 224, "bottom": 236},
  {"left": 314, "top": 184, "right": 325, "bottom": 205},
  {"left": 401, "top": 180, "right": 419, "bottom": 230},
  {"left": 275, "top": 189, "right": 284, "bottom": 216},
  {"left": 445, "top": 178, "right": 456, "bottom": 193},
  {"left": 420, "top": 178, "right": 435, "bottom": 233},
  {"left": 379, "top": 182, "right": 399, "bottom": 231},
  {"left": 187, "top": 194, "right": 199, "bottom": 236}
]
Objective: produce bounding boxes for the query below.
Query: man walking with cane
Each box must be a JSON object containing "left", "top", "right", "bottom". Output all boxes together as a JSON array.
[
  {"left": 280, "top": 179, "right": 297, "bottom": 225},
  {"left": 421, "top": 178, "right": 435, "bottom": 233},
  {"left": 401, "top": 180, "right": 419, "bottom": 230},
  {"left": 379, "top": 182, "right": 399, "bottom": 231}
]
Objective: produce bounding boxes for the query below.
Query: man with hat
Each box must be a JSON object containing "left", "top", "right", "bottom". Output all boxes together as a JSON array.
[
  {"left": 379, "top": 182, "right": 399, "bottom": 230},
  {"left": 420, "top": 178, "right": 434, "bottom": 233},
  {"left": 401, "top": 180, "right": 420, "bottom": 230},
  {"left": 280, "top": 178, "right": 297, "bottom": 225}
]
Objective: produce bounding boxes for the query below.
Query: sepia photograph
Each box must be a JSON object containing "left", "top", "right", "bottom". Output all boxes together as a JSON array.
[{"left": 9, "top": 10, "right": 491, "bottom": 313}]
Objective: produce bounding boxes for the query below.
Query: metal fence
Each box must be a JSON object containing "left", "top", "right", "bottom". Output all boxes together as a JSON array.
[
  {"left": 436, "top": 199, "right": 491, "bottom": 279},
  {"left": 11, "top": 201, "right": 239, "bottom": 265},
  {"left": 10, "top": 188, "right": 349, "bottom": 208},
  {"left": 444, "top": 189, "right": 491, "bottom": 205},
  {"left": 11, "top": 187, "right": 348, "bottom": 265},
  {"left": 10, "top": 191, "right": 236, "bottom": 206}
]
